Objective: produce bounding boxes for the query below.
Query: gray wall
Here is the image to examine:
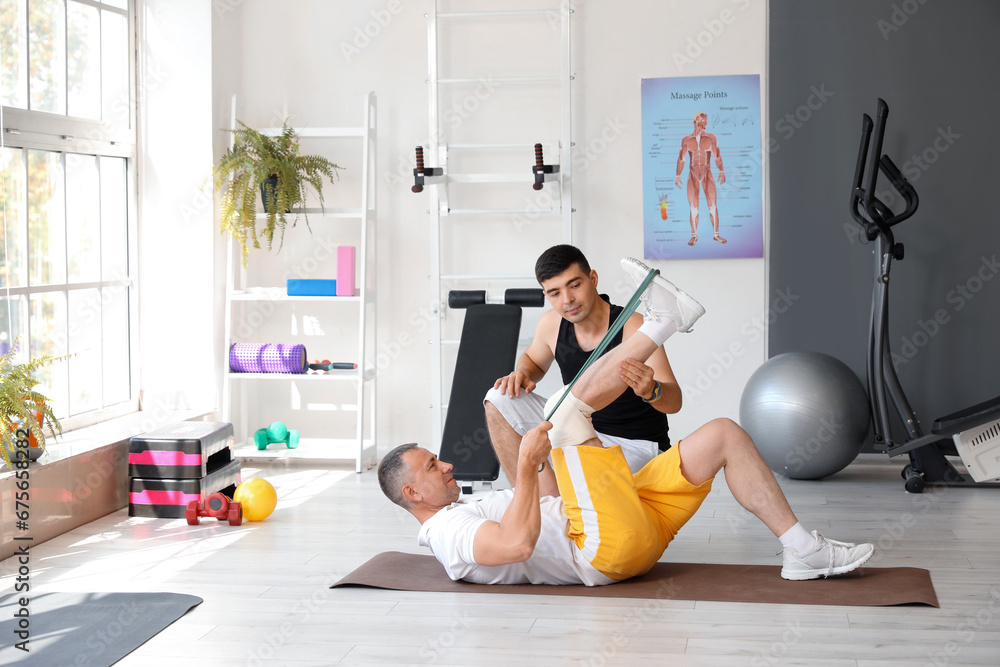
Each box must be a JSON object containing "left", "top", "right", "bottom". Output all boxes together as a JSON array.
[{"left": 769, "top": 0, "right": 1000, "bottom": 447}]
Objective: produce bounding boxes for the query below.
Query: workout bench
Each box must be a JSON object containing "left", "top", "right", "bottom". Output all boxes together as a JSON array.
[{"left": 439, "top": 288, "right": 545, "bottom": 493}]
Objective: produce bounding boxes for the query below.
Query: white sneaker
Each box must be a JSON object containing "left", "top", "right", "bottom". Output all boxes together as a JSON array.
[
  {"left": 621, "top": 257, "right": 706, "bottom": 333},
  {"left": 780, "top": 531, "right": 875, "bottom": 581}
]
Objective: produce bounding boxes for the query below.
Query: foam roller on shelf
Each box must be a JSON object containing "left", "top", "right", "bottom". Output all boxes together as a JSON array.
[{"left": 229, "top": 343, "right": 307, "bottom": 373}]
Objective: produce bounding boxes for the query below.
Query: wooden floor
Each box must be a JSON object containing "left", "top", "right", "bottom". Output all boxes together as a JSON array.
[{"left": 3, "top": 455, "right": 999, "bottom": 666}]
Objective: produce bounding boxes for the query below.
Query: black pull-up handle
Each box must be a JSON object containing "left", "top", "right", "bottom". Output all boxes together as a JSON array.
[
  {"left": 412, "top": 146, "right": 425, "bottom": 193},
  {"left": 412, "top": 146, "right": 444, "bottom": 194},
  {"left": 532, "top": 142, "right": 559, "bottom": 191},
  {"left": 532, "top": 143, "right": 545, "bottom": 191}
]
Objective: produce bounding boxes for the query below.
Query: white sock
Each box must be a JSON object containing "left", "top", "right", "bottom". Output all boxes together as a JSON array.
[
  {"left": 637, "top": 318, "right": 677, "bottom": 347},
  {"left": 778, "top": 523, "right": 819, "bottom": 553}
]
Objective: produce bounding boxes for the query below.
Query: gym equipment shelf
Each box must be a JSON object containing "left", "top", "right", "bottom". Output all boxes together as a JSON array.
[
  {"left": 228, "top": 291, "right": 363, "bottom": 303},
  {"left": 227, "top": 371, "right": 372, "bottom": 382},
  {"left": 221, "top": 93, "right": 377, "bottom": 473},
  {"left": 255, "top": 207, "right": 364, "bottom": 217}
]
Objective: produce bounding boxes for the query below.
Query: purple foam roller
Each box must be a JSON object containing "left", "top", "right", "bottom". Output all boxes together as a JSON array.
[{"left": 229, "top": 343, "right": 307, "bottom": 373}]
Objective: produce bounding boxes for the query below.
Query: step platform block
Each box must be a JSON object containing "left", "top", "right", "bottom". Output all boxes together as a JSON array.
[
  {"left": 129, "top": 458, "right": 242, "bottom": 519},
  {"left": 128, "top": 422, "right": 235, "bottom": 480}
]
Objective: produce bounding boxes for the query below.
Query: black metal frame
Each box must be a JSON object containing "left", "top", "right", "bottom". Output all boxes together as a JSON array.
[{"left": 849, "top": 99, "right": 1000, "bottom": 492}]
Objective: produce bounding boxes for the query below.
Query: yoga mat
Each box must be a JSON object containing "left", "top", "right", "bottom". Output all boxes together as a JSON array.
[
  {"left": 332, "top": 551, "right": 939, "bottom": 608},
  {"left": 229, "top": 343, "right": 307, "bottom": 373},
  {"left": 0, "top": 591, "right": 202, "bottom": 666}
]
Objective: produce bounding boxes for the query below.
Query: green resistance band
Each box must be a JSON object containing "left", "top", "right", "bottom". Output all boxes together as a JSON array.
[{"left": 543, "top": 265, "right": 660, "bottom": 423}]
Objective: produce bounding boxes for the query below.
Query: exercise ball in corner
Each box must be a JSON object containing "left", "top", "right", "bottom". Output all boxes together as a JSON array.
[{"left": 739, "top": 351, "right": 870, "bottom": 480}]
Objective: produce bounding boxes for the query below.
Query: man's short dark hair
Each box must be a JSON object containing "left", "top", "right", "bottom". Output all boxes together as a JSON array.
[
  {"left": 377, "top": 443, "right": 419, "bottom": 508},
  {"left": 534, "top": 244, "right": 592, "bottom": 283}
]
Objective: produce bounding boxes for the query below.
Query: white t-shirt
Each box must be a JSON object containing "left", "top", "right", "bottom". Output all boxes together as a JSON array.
[{"left": 416, "top": 489, "right": 614, "bottom": 586}]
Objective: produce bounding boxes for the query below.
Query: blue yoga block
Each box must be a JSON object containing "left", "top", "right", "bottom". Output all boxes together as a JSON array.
[{"left": 287, "top": 279, "right": 337, "bottom": 296}]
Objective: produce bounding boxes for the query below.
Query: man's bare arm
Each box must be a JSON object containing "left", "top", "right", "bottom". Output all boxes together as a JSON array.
[{"left": 471, "top": 423, "right": 552, "bottom": 566}]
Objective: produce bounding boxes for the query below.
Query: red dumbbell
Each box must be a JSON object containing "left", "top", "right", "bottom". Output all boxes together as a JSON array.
[{"left": 186, "top": 492, "right": 242, "bottom": 526}]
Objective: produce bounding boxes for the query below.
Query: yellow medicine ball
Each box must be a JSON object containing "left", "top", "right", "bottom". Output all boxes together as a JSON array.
[{"left": 233, "top": 478, "right": 277, "bottom": 522}]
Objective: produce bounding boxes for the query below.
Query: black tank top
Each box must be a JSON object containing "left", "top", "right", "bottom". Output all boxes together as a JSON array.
[{"left": 554, "top": 296, "right": 670, "bottom": 450}]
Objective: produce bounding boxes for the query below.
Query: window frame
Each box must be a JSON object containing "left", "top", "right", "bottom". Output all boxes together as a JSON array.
[{"left": 1, "top": 0, "right": 139, "bottom": 431}]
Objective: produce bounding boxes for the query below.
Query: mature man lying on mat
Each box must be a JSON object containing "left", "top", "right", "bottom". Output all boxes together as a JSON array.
[{"left": 377, "top": 258, "right": 874, "bottom": 586}]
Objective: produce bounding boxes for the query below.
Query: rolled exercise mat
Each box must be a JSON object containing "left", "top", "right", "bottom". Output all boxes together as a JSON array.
[{"left": 229, "top": 343, "right": 307, "bottom": 373}]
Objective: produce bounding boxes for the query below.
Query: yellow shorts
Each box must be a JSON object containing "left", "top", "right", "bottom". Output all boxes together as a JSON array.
[{"left": 551, "top": 443, "right": 713, "bottom": 581}]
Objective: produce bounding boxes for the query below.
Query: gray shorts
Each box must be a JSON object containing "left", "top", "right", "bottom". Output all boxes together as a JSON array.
[{"left": 483, "top": 386, "right": 658, "bottom": 473}]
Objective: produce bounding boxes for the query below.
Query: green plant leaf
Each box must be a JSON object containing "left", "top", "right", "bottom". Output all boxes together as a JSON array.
[
  {"left": 211, "top": 120, "right": 343, "bottom": 266},
  {"left": 0, "top": 338, "right": 65, "bottom": 470}
]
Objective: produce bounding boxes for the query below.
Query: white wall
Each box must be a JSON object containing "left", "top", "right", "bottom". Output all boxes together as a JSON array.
[
  {"left": 139, "top": 0, "right": 216, "bottom": 414},
  {"left": 209, "top": 0, "right": 768, "bottom": 453}
]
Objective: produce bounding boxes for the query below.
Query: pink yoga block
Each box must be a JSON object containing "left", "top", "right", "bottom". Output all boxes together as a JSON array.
[{"left": 337, "top": 246, "right": 355, "bottom": 296}]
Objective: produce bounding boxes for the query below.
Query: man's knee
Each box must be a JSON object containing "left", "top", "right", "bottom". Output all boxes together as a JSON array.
[
  {"left": 689, "top": 418, "right": 735, "bottom": 445},
  {"left": 483, "top": 387, "right": 549, "bottom": 439},
  {"left": 707, "top": 417, "right": 739, "bottom": 435},
  {"left": 708, "top": 418, "right": 755, "bottom": 451},
  {"left": 710, "top": 417, "right": 738, "bottom": 430}
]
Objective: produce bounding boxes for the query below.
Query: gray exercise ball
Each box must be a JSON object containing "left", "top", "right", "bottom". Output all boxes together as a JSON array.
[{"left": 739, "top": 351, "right": 870, "bottom": 480}]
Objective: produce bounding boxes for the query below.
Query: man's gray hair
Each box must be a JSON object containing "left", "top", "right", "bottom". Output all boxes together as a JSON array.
[{"left": 377, "top": 443, "right": 419, "bottom": 508}]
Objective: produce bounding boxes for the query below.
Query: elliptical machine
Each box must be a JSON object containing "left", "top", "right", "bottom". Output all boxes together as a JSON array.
[{"left": 849, "top": 98, "right": 1000, "bottom": 493}]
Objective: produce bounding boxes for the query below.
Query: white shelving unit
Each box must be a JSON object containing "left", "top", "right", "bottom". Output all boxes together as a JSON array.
[{"left": 222, "top": 93, "right": 377, "bottom": 473}]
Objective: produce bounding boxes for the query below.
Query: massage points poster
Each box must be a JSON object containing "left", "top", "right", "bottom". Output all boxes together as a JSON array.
[{"left": 641, "top": 74, "right": 763, "bottom": 260}]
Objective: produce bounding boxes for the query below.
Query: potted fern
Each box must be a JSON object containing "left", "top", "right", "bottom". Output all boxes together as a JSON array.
[
  {"left": 212, "top": 121, "right": 343, "bottom": 265},
  {"left": 0, "top": 340, "right": 63, "bottom": 469}
]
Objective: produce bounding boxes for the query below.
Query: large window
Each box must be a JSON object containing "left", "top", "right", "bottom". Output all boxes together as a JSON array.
[{"left": 1, "top": 0, "right": 136, "bottom": 428}]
